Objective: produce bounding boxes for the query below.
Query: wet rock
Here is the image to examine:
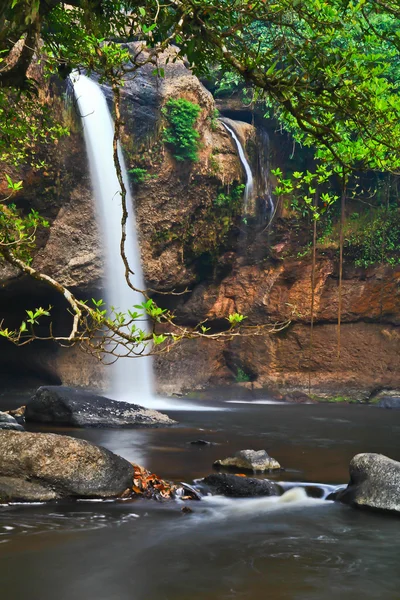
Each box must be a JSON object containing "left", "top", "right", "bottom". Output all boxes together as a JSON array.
[
  {"left": 282, "top": 391, "right": 317, "bottom": 404},
  {"left": 213, "top": 449, "right": 281, "bottom": 472},
  {"left": 202, "top": 473, "right": 280, "bottom": 498},
  {"left": 0, "top": 476, "right": 58, "bottom": 502},
  {"left": 336, "top": 453, "right": 400, "bottom": 513},
  {"left": 0, "top": 430, "right": 134, "bottom": 502},
  {"left": 25, "top": 386, "right": 176, "bottom": 428},
  {"left": 0, "top": 412, "right": 24, "bottom": 431},
  {"left": 178, "top": 482, "right": 202, "bottom": 500},
  {"left": 181, "top": 506, "right": 193, "bottom": 514},
  {"left": 190, "top": 439, "right": 212, "bottom": 446},
  {"left": 377, "top": 396, "right": 400, "bottom": 409}
]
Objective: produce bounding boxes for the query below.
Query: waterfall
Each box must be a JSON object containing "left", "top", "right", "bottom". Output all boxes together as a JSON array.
[
  {"left": 70, "top": 72, "right": 219, "bottom": 411},
  {"left": 221, "top": 119, "right": 274, "bottom": 225},
  {"left": 220, "top": 120, "right": 254, "bottom": 212},
  {"left": 70, "top": 72, "right": 159, "bottom": 407},
  {"left": 256, "top": 128, "right": 275, "bottom": 224}
]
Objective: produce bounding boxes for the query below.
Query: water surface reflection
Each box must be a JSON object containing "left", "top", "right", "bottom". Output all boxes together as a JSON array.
[{"left": 1, "top": 401, "right": 400, "bottom": 600}]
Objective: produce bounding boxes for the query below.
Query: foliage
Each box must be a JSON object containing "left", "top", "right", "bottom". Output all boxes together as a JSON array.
[
  {"left": 311, "top": 395, "right": 354, "bottom": 403},
  {"left": 228, "top": 313, "right": 247, "bottom": 325},
  {"left": 0, "top": 89, "right": 69, "bottom": 169},
  {"left": 154, "top": 182, "right": 245, "bottom": 264},
  {"left": 214, "top": 183, "right": 245, "bottom": 208},
  {"left": 128, "top": 167, "right": 155, "bottom": 184},
  {"left": 162, "top": 98, "right": 201, "bottom": 162},
  {"left": 208, "top": 109, "right": 220, "bottom": 132},
  {"left": 0, "top": 177, "right": 49, "bottom": 263},
  {"left": 235, "top": 367, "right": 250, "bottom": 383},
  {"left": 345, "top": 207, "right": 400, "bottom": 268},
  {"left": 2, "top": 0, "right": 400, "bottom": 357},
  {"left": 272, "top": 166, "right": 338, "bottom": 221}
]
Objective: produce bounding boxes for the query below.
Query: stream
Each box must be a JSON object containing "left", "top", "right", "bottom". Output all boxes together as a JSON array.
[{"left": 1, "top": 399, "right": 400, "bottom": 600}]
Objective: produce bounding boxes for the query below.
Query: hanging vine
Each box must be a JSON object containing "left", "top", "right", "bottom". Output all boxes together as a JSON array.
[
  {"left": 308, "top": 189, "right": 319, "bottom": 394},
  {"left": 337, "top": 171, "right": 348, "bottom": 360}
]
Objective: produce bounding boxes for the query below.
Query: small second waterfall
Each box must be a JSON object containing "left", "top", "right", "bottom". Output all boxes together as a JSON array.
[
  {"left": 221, "top": 118, "right": 274, "bottom": 225},
  {"left": 256, "top": 128, "right": 275, "bottom": 224},
  {"left": 71, "top": 72, "right": 156, "bottom": 407},
  {"left": 220, "top": 120, "right": 254, "bottom": 212}
]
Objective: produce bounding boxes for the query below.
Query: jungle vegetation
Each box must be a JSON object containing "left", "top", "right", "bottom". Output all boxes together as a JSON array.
[{"left": 0, "top": 0, "right": 399, "bottom": 359}]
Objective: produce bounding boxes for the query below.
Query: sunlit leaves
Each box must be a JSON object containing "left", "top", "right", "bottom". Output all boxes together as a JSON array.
[{"left": 227, "top": 313, "right": 247, "bottom": 326}]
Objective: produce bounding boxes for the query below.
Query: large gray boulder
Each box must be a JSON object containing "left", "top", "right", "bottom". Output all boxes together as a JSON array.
[
  {"left": 25, "top": 386, "right": 176, "bottom": 428},
  {"left": 202, "top": 473, "right": 281, "bottom": 498},
  {"left": 0, "top": 430, "right": 134, "bottom": 502},
  {"left": 213, "top": 449, "right": 281, "bottom": 472},
  {"left": 0, "top": 411, "right": 24, "bottom": 431},
  {"left": 337, "top": 453, "right": 400, "bottom": 513},
  {"left": 378, "top": 396, "right": 400, "bottom": 409}
]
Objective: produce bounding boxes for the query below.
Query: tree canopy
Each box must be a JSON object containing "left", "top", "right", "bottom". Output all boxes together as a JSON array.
[{"left": 1, "top": 0, "right": 400, "bottom": 356}]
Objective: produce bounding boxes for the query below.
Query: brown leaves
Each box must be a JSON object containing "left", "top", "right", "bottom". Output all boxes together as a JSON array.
[
  {"left": 5, "top": 405, "right": 26, "bottom": 418},
  {"left": 131, "top": 463, "right": 177, "bottom": 500}
]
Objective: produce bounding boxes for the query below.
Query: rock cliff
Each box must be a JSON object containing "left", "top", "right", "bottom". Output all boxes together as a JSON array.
[{"left": 0, "top": 45, "right": 399, "bottom": 400}]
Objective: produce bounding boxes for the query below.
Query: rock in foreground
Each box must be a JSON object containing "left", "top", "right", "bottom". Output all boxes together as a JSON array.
[
  {"left": 0, "top": 430, "right": 134, "bottom": 502},
  {"left": 214, "top": 449, "right": 281, "bottom": 472},
  {"left": 0, "top": 411, "right": 24, "bottom": 431},
  {"left": 337, "top": 453, "right": 400, "bottom": 513},
  {"left": 202, "top": 473, "right": 280, "bottom": 497},
  {"left": 25, "top": 386, "right": 176, "bottom": 428}
]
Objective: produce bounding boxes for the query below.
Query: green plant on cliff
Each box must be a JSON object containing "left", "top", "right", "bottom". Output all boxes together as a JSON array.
[
  {"left": 345, "top": 207, "right": 400, "bottom": 268},
  {"left": 235, "top": 367, "right": 250, "bottom": 383},
  {"left": 128, "top": 167, "right": 157, "bottom": 184},
  {"left": 208, "top": 109, "right": 220, "bottom": 132},
  {"left": 162, "top": 99, "right": 201, "bottom": 162},
  {"left": 214, "top": 184, "right": 245, "bottom": 208}
]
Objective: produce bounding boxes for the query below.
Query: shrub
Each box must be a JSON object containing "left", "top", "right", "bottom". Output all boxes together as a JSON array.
[
  {"left": 208, "top": 109, "right": 220, "bottom": 132},
  {"left": 128, "top": 167, "right": 150, "bottom": 183},
  {"left": 235, "top": 367, "right": 250, "bottom": 383},
  {"left": 346, "top": 207, "right": 400, "bottom": 268},
  {"left": 162, "top": 98, "right": 201, "bottom": 162},
  {"left": 128, "top": 167, "right": 158, "bottom": 184},
  {"left": 214, "top": 183, "right": 245, "bottom": 207}
]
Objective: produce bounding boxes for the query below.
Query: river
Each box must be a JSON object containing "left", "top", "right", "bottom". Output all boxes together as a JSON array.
[{"left": 1, "top": 399, "right": 399, "bottom": 600}]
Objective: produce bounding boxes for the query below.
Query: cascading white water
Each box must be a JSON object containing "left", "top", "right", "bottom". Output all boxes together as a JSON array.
[
  {"left": 71, "top": 72, "right": 218, "bottom": 411},
  {"left": 71, "top": 72, "right": 156, "bottom": 406},
  {"left": 220, "top": 121, "right": 254, "bottom": 211},
  {"left": 257, "top": 128, "right": 275, "bottom": 224}
]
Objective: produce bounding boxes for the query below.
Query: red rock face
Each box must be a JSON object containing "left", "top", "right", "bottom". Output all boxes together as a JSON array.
[{"left": 155, "top": 257, "right": 400, "bottom": 399}]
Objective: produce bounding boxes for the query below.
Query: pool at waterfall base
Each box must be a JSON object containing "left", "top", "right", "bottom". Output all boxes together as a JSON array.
[{"left": 1, "top": 399, "right": 400, "bottom": 600}]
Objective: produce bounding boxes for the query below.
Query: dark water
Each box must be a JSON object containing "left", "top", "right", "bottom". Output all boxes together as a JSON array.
[{"left": 1, "top": 400, "right": 400, "bottom": 600}]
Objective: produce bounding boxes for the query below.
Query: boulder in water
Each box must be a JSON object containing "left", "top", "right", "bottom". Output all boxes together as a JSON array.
[
  {"left": 190, "top": 439, "right": 212, "bottom": 446},
  {"left": 25, "top": 386, "right": 176, "bottom": 428},
  {"left": 202, "top": 473, "right": 280, "bottom": 497},
  {"left": 336, "top": 453, "right": 400, "bottom": 513},
  {"left": 0, "top": 430, "right": 134, "bottom": 502},
  {"left": 377, "top": 396, "right": 400, "bottom": 409},
  {"left": 0, "top": 411, "right": 24, "bottom": 431},
  {"left": 213, "top": 449, "right": 281, "bottom": 472}
]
